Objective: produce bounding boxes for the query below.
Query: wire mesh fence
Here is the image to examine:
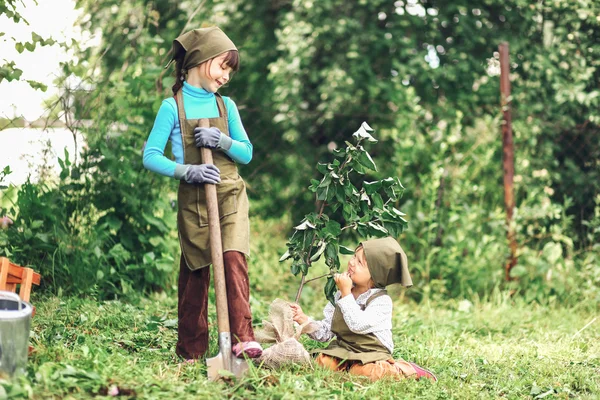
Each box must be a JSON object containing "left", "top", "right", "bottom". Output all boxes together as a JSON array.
[{"left": 551, "top": 124, "right": 600, "bottom": 247}]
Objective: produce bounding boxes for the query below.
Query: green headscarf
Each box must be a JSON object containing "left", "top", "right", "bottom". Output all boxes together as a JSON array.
[
  {"left": 361, "top": 237, "right": 412, "bottom": 288},
  {"left": 165, "top": 27, "right": 237, "bottom": 71}
]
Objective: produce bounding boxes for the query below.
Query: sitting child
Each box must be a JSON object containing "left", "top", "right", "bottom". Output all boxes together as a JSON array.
[{"left": 290, "top": 237, "right": 436, "bottom": 382}]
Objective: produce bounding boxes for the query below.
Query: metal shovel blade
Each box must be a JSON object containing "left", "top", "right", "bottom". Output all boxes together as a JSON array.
[{"left": 206, "top": 332, "right": 249, "bottom": 380}]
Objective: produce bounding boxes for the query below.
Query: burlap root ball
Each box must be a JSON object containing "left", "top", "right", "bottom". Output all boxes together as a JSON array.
[{"left": 254, "top": 298, "right": 317, "bottom": 369}]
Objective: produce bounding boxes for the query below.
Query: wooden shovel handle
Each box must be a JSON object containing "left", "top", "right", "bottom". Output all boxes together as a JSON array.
[{"left": 198, "top": 119, "right": 230, "bottom": 335}]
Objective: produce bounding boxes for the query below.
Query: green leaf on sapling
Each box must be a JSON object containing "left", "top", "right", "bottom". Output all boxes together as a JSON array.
[
  {"left": 317, "top": 163, "right": 329, "bottom": 174},
  {"left": 333, "top": 148, "right": 346, "bottom": 158},
  {"left": 325, "top": 277, "right": 337, "bottom": 305},
  {"left": 324, "top": 242, "right": 340, "bottom": 270},
  {"left": 339, "top": 245, "right": 355, "bottom": 255},
  {"left": 317, "top": 185, "right": 330, "bottom": 201},
  {"left": 357, "top": 148, "right": 377, "bottom": 171},
  {"left": 384, "top": 185, "right": 398, "bottom": 201},
  {"left": 364, "top": 181, "right": 382, "bottom": 195},
  {"left": 360, "top": 191, "right": 371, "bottom": 205},
  {"left": 390, "top": 207, "right": 406, "bottom": 217},
  {"left": 279, "top": 250, "right": 291, "bottom": 262},
  {"left": 368, "top": 221, "right": 388, "bottom": 236},
  {"left": 352, "top": 121, "right": 377, "bottom": 143},
  {"left": 371, "top": 192, "right": 384, "bottom": 210},
  {"left": 381, "top": 177, "right": 396, "bottom": 187},
  {"left": 300, "top": 262, "right": 309, "bottom": 275},
  {"left": 294, "top": 220, "right": 316, "bottom": 230},
  {"left": 324, "top": 220, "right": 342, "bottom": 237},
  {"left": 343, "top": 180, "right": 356, "bottom": 198},
  {"left": 291, "top": 260, "right": 302, "bottom": 276},
  {"left": 310, "top": 241, "right": 327, "bottom": 262},
  {"left": 309, "top": 179, "right": 320, "bottom": 192}
]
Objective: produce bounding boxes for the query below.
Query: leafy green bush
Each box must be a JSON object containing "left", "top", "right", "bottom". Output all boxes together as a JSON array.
[
  {"left": 393, "top": 109, "right": 599, "bottom": 306},
  {"left": 0, "top": 143, "right": 178, "bottom": 298},
  {"left": 509, "top": 195, "right": 600, "bottom": 305}
]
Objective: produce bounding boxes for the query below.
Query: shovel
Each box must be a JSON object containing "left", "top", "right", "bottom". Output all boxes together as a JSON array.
[{"left": 197, "top": 119, "right": 249, "bottom": 380}]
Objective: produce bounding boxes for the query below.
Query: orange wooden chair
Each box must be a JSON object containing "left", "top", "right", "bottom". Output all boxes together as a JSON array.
[
  {"left": 0, "top": 257, "right": 41, "bottom": 303},
  {"left": 0, "top": 257, "right": 41, "bottom": 355}
]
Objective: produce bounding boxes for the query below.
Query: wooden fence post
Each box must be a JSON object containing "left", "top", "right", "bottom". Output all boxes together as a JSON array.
[{"left": 499, "top": 42, "right": 518, "bottom": 281}]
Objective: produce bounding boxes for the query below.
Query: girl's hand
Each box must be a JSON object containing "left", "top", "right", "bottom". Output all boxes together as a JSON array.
[
  {"left": 289, "top": 303, "right": 309, "bottom": 324},
  {"left": 194, "top": 127, "right": 223, "bottom": 149},
  {"left": 183, "top": 164, "right": 221, "bottom": 184},
  {"left": 334, "top": 272, "right": 353, "bottom": 296}
]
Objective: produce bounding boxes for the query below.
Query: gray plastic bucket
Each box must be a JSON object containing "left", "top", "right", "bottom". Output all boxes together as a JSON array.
[{"left": 0, "top": 291, "right": 32, "bottom": 378}]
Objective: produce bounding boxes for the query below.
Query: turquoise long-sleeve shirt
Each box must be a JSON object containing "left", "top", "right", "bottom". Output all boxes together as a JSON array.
[{"left": 143, "top": 81, "right": 253, "bottom": 178}]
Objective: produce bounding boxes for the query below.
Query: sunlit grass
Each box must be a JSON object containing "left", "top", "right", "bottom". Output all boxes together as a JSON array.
[
  {"left": 1, "top": 218, "right": 598, "bottom": 399},
  {"left": 0, "top": 289, "right": 596, "bottom": 399}
]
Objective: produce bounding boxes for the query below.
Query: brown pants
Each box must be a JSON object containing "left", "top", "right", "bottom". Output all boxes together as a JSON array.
[
  {"left": 315, "top": 354, "right": 417, "bottom": 382},
  {"left": 176, "top": 251, "right": 255, "bottom": 360}
]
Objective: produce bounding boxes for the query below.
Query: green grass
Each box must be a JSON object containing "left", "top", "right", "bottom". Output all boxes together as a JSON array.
[
  {"left": 1, "top": 293, "right": 598, "bottom": 399},
  {"left": 1, "top": 218, "right": 598, "bottom": 399}
]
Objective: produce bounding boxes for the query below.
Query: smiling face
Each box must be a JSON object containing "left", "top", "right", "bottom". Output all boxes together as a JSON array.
[
  {"left": 347, "top": 246, "right": 373, "bottom": 288},
  {"left": 194, "top": 52, "right": 236, "bottom": 93}
]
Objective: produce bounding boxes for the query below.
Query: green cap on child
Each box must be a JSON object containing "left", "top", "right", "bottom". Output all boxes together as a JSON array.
[
  {"left": 165, "top": 26, "right": 237, "bottom": 70},
  {"left": 361, "top": 237, "right": 412, "bottom": 288}
]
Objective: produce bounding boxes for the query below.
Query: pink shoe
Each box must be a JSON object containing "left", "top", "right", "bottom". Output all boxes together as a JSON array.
[
  {"left": 232, "top": 341, "right": 263, "bottom": 359},
  {"left": 409, "top": 362, "right": 437, "bottom": 382}
]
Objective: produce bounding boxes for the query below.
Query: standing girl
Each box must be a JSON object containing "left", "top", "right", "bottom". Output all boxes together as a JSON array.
[{"left": 143, "top": 27, "right": 262, "bottom": 361}]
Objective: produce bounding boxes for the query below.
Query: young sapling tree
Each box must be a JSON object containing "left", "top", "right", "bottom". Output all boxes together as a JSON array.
[{"left": 280, "top": 122, "right": 408, "bottom": 304}]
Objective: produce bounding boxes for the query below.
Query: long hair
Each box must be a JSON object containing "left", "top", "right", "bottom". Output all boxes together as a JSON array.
[
  {"left": 171, "top": 50, "right": 240, "bottom": 95},
  {"left": 171, "top": 55, "right": 185, "bottom": 96}
]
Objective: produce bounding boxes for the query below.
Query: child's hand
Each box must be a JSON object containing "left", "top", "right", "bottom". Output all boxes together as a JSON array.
[
  {"left": 334, "top": 272, "right": 353, "bottom": 296},
  {"left": 184, "top": 164, "right": 221, "bottom": 184},
  {"left": 194, "top": 127, "right": 223, "bottom": 149},
  {"left": 289, "top": 303, "right": 309, "bottom": 324}
]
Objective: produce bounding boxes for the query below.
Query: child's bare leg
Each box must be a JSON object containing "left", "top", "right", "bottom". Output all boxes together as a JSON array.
[{"left": 315, "top": 354, "right": 345, "bottom": 371}]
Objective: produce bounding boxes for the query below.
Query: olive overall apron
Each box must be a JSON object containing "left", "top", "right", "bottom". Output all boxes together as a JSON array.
[
  {"left": 314, "top": 290, "right": 392, "bottom": 363},
  {"left": 313, "top": 290, "right": 417, "bottom": 380},
  {"left": 174, "top": 90, "right": 254, "bottom": 360}
]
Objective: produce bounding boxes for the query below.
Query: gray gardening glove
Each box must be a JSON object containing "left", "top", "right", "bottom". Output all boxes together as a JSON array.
[
  {"left": 193, "top": 126, "right": 232, "bottom": 151},
  {"left": 177, "top": 164, "right": 221, "bottom": 184}
]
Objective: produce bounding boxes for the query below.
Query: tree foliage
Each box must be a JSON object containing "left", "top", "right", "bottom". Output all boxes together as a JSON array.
[
  {"left": 60, "top": 0, "right": 599, "bottom": 222},
  {"left": 1, "top": 0, "right": 598, "bottom": 302},
  {"left": 0, "top": 1, "right": 57, "bottom": 90}
]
